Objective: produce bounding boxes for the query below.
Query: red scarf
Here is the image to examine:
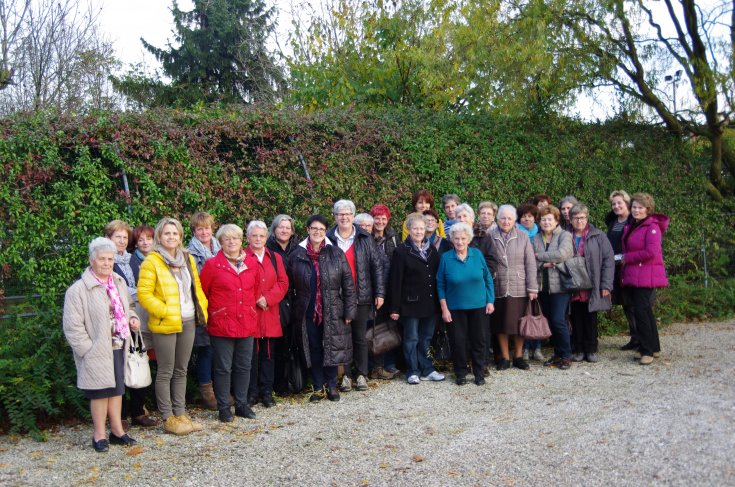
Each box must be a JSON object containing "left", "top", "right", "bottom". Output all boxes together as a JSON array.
[{"left": 306, "top": 239, "right": 325, "bottom": 325}]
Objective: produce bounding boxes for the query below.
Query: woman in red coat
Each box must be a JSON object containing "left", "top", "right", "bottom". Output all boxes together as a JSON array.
[
  {"left": 200, "top": 224, "right": 260, "bottom": 422},
  {"left": 620, "top": 193, "right": 669, "bottom": 366},
  {"left": 245, "top": 221, "right": 289, "bottom": 408}
]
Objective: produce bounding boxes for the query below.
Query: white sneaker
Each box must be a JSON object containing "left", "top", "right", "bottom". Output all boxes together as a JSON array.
[
  {"left": 407, "top": 375, "right": 420, "bottom": 385},
  {"left": 339, "top": 375, "right": 352, "bottom": 392},
  {"left": 420, "top": 371, "right": 445, "bottom": 382},
  {"left": 533, "top": 349, "right": 545, "bottom": 361},
  {"left": 522, "top": 349, "right": 529, "bottom": 361}
]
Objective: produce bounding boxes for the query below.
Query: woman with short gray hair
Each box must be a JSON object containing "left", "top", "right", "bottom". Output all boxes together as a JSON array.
[
  {"left": 488, "top": 205, "right": 538, "bottom": 371},
  {"left": 437, "top": 222, "right": 495, "bottom": 386},
  {"left": 63, "top": 237, "right": 141, "bottom": 451}
]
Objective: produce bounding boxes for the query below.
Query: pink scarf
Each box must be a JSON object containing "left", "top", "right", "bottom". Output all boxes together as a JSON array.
[
  {"left": 306, "top": 239, "right": 325, "bottom": 325},
  {"left": 91, "top": 269, "right": 130, "bottom": 339}
]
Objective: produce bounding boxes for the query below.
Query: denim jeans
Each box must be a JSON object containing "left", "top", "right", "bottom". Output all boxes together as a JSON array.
[
  {"left": 305, "top": 317, "right": 338, "bottom": 389},
  {"left": 195, "top": 344, "right": 213, "bottom": 385},
  {"left": 539, "top": 292, "right": 571, "bottom": 359},
  {"left": 402, "top": 316, "right": 437, "bottom": 378}
]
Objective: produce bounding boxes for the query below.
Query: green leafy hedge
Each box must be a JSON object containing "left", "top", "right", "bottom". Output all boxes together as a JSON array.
[{"left": 0, "top": 107, "right": 733, "bottom": 437}]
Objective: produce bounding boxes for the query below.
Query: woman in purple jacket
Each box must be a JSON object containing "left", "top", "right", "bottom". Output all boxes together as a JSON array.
[{"left": 620, "top": 193, "right": 669, "bottom": 365}]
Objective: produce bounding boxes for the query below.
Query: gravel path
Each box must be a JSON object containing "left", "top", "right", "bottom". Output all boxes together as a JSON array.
[{"left": 1, "top": 319, "right": 734, "bottom": 486}]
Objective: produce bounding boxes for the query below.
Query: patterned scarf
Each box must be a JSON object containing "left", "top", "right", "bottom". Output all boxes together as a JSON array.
[
  {"left": 91, "top": 268, "right": 130, "bottom": 340},
  {"left": 306, "top": 239, "right": 325, "bottom": 326},
  {"left": 153, "top": 245, "right": 192, "bottom": 306},
  {"left": 189, "top": 236, "right": 221, "bottom": 261},
  {"left": 114, "top": 251, "right": 137, "bottom": 298},
  {"left": 408, "top": 237, "right": 430, "bottom": 261}
]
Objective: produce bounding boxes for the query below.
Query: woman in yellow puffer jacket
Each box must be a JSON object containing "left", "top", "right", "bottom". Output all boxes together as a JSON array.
[{"left": 138, "top": 217, "right": 208, "bottom": 435}]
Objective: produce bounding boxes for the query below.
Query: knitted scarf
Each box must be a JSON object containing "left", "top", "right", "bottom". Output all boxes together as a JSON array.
[
  {"left": 153, "top": 245, "right": 192, "bottom": 307},
  {"left": 306, "top": 239, "right": 325, "bottom": 326},
  {"left": 189, "top": 236, "right": 221, "bottom": 261},
  {"left": 91, "top": 269, "right": 130, "bottom": 340}
]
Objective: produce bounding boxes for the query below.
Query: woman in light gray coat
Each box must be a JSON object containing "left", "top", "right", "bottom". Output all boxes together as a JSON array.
[
  {"left": 568, "top": 204, "right": 615, "bottom": 362},
  {"left": 63, "top": 237, "right": 140, "bottom": 452},
  {"left": 488, "top": 205, "right": 539, "bottom": 371},
  {"left": 532, "top": 206, "right": 574, "bottom": 369}
]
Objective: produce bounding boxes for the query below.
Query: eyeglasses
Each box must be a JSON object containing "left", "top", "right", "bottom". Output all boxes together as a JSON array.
[
  {"left": 334, "top": 213, "right": 353, "bottom": 218},
  {"left": 308, "top": 227, "right": 327, "bottom": 233},
  {"left": 572, "top": 216, "right": 588, "bottom": 221}
]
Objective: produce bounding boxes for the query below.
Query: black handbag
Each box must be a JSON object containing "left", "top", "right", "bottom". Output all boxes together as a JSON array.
[
  {"left": 432, "top": 321, "right": 452, "bottom": 361},
  {"left": 285, "top": 323, "right": 306, "bottom": 393},
  {"left": 366, "top": 318, "right": 402, "bottom": 355},
  {"left": 558, "top": 255, "right": 593, "bottom": 292}
]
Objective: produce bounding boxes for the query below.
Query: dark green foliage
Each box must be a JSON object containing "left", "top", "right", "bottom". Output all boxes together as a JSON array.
[{"left": 0, "top": 107, "right": 732, "bottom": 437}]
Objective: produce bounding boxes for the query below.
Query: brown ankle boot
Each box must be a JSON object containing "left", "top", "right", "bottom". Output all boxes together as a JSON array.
[{"left": 199, "top": 383, "right": 217, "bottom": 410}]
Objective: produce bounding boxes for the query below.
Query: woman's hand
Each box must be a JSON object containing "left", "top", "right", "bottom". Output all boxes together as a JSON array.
[
  {"left": 528, "top": 292, "right": 538, "bottom": 300},
  {"left": 390, "top": 313, "right": 400, "bottom": 321},
  {"left": 485, "top": 303, "right": 495, "bottom": 315},
  {"left": 129, "top": 317, "right": 140, "bottom": 332},
  {"left": 256, "top": 295, "right": 268, "bottom": 310},
  {"left": 441, "top": 309, "right": 452, "bottom": 323},
  {"left": 345, "top": 319, "right": 352, "bottom": 325},
  {"left": 601, "top": 289, "right": 611, "bottom": 298},
  {"left": 543, "top": 262, "right": 555, "bottom": 268},
  {"left": 375, "top": 297, "right": 384, "bottom": 309}
]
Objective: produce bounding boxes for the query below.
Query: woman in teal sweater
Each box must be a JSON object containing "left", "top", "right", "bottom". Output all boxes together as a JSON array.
[{"left": 437, "top": 222, "right": 495, "bottom": 385}]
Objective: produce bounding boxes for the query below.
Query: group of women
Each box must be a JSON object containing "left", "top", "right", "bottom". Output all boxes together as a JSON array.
[{"left": 63, "top": 189, "right": 669, "bottom": 451}]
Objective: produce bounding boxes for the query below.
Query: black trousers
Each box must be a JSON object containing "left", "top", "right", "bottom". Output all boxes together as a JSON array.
[
  {"left": 348, "top": 304, "right": 372, "bottom": 377},
  {"left": 248, "top": 337, "right": 276, "bottom": 400},
  {"left": 626, "top": 287, "right": 660, "bottom": 356},
  {"left": 448, "top": 308, "right": 487, "bottom": 378},
  {"left": 570, "top": 301, "right": 598, "bottom": 354}
]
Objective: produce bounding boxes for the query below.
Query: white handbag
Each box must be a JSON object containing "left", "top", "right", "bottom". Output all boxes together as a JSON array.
[{"left": 124, "top": 330, "right": 152, "bottom": 389}]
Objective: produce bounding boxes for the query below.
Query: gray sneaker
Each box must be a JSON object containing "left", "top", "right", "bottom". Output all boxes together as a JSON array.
[
  {"left": 420, "top": 371, "right": 445, "bottom": 382},
  {"left": 532, "top": 349, "right": 545, "bottom": 361},
  {"left": 339, "top": 375, "right": 352, "bottom": 392},
  {"left": 355, "top": 375, "right": 368, "bottom": 391},
  {"left": 585, "top": 353, "right": 599, "bottom": 363},
  {"left": 572, "top": 353, "right": 585, "bottom": 362},
  {"left": 522, "top": 349, "right": 529, "bottom": 361}
]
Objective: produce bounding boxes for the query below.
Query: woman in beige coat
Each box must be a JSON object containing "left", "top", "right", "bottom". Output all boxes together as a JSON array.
[
  {"left": 63, "top": 237, "right": 140, "bottom": 452},
  {"left": 488, "top": 205, "right": 539, "bottom": 371}
]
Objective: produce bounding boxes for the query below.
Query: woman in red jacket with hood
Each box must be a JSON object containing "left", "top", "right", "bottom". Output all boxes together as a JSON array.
[
  {"left": 245, "top": 220, "right": 289, "bottom": 408},
  {"left": 200, "top": 224, "right": 260, "bottom": 422},
  {"left": 620, "top": 193, "right": 669, "bottom": 366}
]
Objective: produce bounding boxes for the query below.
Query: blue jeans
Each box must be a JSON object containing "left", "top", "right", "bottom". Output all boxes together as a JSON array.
[
  {"left": 196, "top": 345, "right": 213, "bottom": 385},
  {"left": 402, "top": 316, "right": 437, "bottom": 377},
  {"left": 524, "top": 339, "right": 542, "bottom": 351},
  {"left": 539, "top": 292, "right": 571, "bottom": 359},
  {"left": 305, "top": 317, "right": 338, "bottom": 389}
]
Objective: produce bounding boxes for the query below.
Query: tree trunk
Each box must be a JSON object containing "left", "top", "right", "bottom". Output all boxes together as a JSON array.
[{"left": 710, "top": 130, "right": 723, "bottom": 192}]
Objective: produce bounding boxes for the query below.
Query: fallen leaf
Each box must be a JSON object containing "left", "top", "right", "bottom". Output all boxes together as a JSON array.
[
  {"left": 0, "top": 464, "right": 9, "bottom": 468},
  {"left": 132, "top": 464, "right": 142, "bottom": 469},
  {"left": 412, "top": 454, "right": 424, "bottom": 463},
  {"left": 30, "top": 452, "right": 42, "bottom": 457},
  {"left": 126, "top": 447, "right": 144, "bottom": 456}
]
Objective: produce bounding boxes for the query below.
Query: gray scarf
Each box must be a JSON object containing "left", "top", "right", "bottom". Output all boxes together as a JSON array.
[
  {"left": 114, "top": 251, "right": 137, "bottom": 297},
  {"left": 188, "top": 236, "right": 221, "bottom": 261},
  {"left": 408, "top": 237, "right": 431, "bottom": 261},
  {"left": 153, "top": 245, "right": 192, "bottom": 305}
]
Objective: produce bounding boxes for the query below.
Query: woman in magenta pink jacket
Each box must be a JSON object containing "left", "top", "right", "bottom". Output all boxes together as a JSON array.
[
  {"left": 200, "top": 224, "right": 260, "bottom": 422},
  {"left": 620, "top": 193, "right": 669, "bottom": 366}
]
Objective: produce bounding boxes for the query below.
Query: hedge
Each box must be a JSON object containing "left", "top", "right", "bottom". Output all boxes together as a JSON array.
[{"left": 0, "top": 107, "right": 733, "bottom": 438}]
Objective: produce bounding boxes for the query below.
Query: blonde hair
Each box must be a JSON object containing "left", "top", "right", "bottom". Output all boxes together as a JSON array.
[
  {"left": 154, "top": 217, "right": 185, "bottom": 249},
  {"left": 631, "top": 192, "right": 655, "bottom": 213},
  {"left": 608, "top": 190, "right": 631, "bottom": 205},
  {"left": 217, "top": 224, "right": 244, "bottom": 243},
  {"left": 189, "top": 211, "right": 215, "bottom": 233},
  {"left": 405, "top": 212, "right": 425, "bottom": 230},
  {"left": 103, "top": 220, "right": 131, "bottom": 239}
]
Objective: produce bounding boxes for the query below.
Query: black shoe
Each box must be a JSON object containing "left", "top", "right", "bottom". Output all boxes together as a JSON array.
[
  {"left": 543, "top": 356, "right": 560, "bottom": 367},
  {"left": 309, "top": 393, "right": 323, "bottom": 402},
  {"left": 261, "top": 396, "right": 275, "bottom": 408},
  {"left": 109, "top": 432, "right": 137, "bottom": 447},
  {"left": 218, "top": 408, "right": 234, "bottom": 423},
  {"left": 512, "top": 357, "right": 530, "bottom": 370},
  {"left": 474, "top": 377, "right": 486, "bottom": 386},
  {"left": 235, "top": 404, "right": 257, "bottom": 419},
  {"left": 496, "top": 359, "right": 509, "bottom": 371},
  {"left": 327, "top": 387, "right": 340, "bottom": 402},
  {"left": 620, "top": 340, "right": 639, "bottom": 351},
  {"left": 456, "top": 376, "right": 467, "bottom": 386},
  {"left": 92, "top": 438, "right": 109, "bottom": 452},
  {"left": 247, "top": 396, "right": 259, "bottom": 407}
]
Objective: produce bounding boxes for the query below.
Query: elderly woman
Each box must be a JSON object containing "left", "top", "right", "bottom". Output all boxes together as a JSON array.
[
  {"left": 437, "top": 222, "right": 495, "bottom": 385},
  {"left": 516, "top": 203, "right": 542, "bottom": 360},
  {"left": 186, "top": 211, "right": 221, "bottom": 411},
  {"left": 488, "top": 205, "right": 539, "bottom": 371},
  {"left": 455, "top": 203, "right": 493, "bottom": 255},
  {"left": 370, "top": 204, "right": 399, "bottom": 261},
  {"left": 568, "top": 204, "right": 615, "bottom": 363},
  {"left": 402, "top": 189, "right": 447, "bottom": 240},
  {"left": 620, "top": 193, "right": 669, "bottom": 365},
  {"left": 266, "top": 214, "right": 300, "bottom": 395},
  {"left": 290, "top": 215, "right": 357, "bottom": 401},
  {"left": 200, "top": 224, "right": 260, "bottom": 421},
  {"left": 605, "top": 190, "right": 638, "bottom": 351},
  {"left": 244, "top": 221, "right": 289, "bottom": 408},
  {"left": 138, "top": 217, "right": 208, "bottom": 435},
  {"left": 532, "top": 206, "right": 574, "bottom": 369},
  {"left": 423, "top": 209, "right": 453, "bottom": 255},
  {"left": 389, "top": 213, "right": 445, "bottom": 385},
  {"left": 478, "top": 201, "right": 498, "bottom": 234},
  {"left": 559, "top": 196, "right": 579, "bottom": 232},
  {"left": 327, "top": 199, "right": 385, "bottom": 393},
  {"left": 63, "top": 237, "right": 140, "bottom": 452}
]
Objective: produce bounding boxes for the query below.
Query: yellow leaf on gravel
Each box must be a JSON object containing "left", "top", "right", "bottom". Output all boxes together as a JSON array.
[
  {"left": 126, "top": 447, "right": 144, "bottom": 456},
  {"left": 412, "top": 454, "right": 424, "bottom": 462}
]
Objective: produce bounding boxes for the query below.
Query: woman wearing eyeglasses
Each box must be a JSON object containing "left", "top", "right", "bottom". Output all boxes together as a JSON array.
[
  {"left": 290, "top": 215, "right": 357, "bottom": 402},
  {"left": 567, "top": 204, "right": 615, "bottom": 363}
]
